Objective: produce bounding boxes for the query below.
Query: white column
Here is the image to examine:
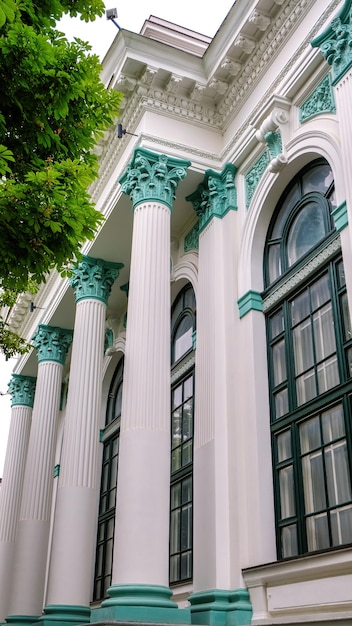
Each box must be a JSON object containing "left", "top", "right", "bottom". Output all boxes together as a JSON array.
[
  {"left": 186, "top": 165, "right": 252, "bottom": 625},
  {"left": 42, "top": 257, "right": 121, "bottom": 626},
  {"left": 0, "top": 375, "right": 36, "bottom": 621},
  {"left": 101, "top": 148, "right": 190, "bottom": 623},
  {"left": 7, "top": 326, "right": 72, "bottom": 624}
]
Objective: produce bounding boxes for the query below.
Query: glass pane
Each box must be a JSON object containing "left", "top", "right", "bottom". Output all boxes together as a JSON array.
[
  {"left": 180, "top": 551, "right": 192, "bottom": 579},
  {"left": 325, "top": 441, "right": 351, "bottom": 506},
  {"left": 182, "top": 440, "right": 192, "bottom": 467},
  {"left": 302, "top": 451, "right": 326, "bottom": 513},
  {"left": 300, "top": 416, "right": 321, "bottom": 453},
  {"left": 341, "top": 293, "right": 352, "bottom": 341},
  {"left": 170, "top": 510, "right": 180, "bottom": 552},
  {"left": 115, "top": 384, "right": 123, "bottom": 418},
  {"left": 181, "top": 503, "right": 192, "bottom": 549},
  {"left": 279, "top": 465, "right": 295, "bottom": 518},
  {"left": 337, "top": 261, "right": 346, "bottom": 288},
  {"left": 277, "top": 430, "right": 292, "bottom": 462},
  {"left": 169, "top": 555, "right": 179, "bottom": 583},
  {"left": 281, "top": 525, "right": 298, "bottom": 558},
  {"left": 274, "top": 388, "right": 289, "bottom": 418},
  {"left": 310, "top": 274, "right": 330, "bottom": 310},
  {"left": 107, "top": 517, "right": 115, "bottom": 539},
  {"left": 172, "top": 409, "right": 181, "bottom": 449},
  {"left": 184, "top": 375, "right": 193, "bottom": 401},
  {"left": 296, "top": 369, "right": 316, "bottom": 405},
  {"left": 270, "top": 308, "right": 284, "bottom": 339},
  {"left": 173, "top": 316, "right": 193, "bottom": 362},
  {"left": 302, "top": 164, "right": 333, "bottom": 194},
  {"left": 171, "top": 483, "right": 181, "bottom": 509},
  {"left": 171, "top": 447, "right": 181, "bottom": 472},
  {"left": 109, "top": 487, "right": 116, "bottom": 509},
  {"left": 184, "top": 286, "right": 196, "bottom": 310},
  {"left": 322, "top": 404, "right": 345, "bottom": 442},
  {"left": 104, "top": 538, "right": 113, "bottom": 575},
  {"left": 293, "top": 320, "right": 314, "bottom": 374},
  {"left": 172, "top": 385, "right": 182, "bottom": 409},
  {"left": 110, "top": 456, "right": 118, "bottom": 490},
  {"left": 313, "top": 303, "right": 336, "bottom": 361},
  {"left": 291, "top": 290, "right": 310, "bottom": 325},
  {"left": 347, "top": 348, "right": 352, "bottom": 378},
  {"left": 317, "top": 355, "right": 339, "bottom": 394},
  {"left": 331, "top": 505, "right": 352, "bottom": 545},
  {"left": 183, "top": 402, "right": 193, "bottom": 440},
  {"left": 272, "top": 183, "right": 300, "bottom": 239},
  {"left": 306, "top": 513, "right": 329, "bottom": 551},
  {"left": 272, "top": 340, "right": 287, "bottom": 386},
  {"left": 268, "top": 244, "right": 281, "bottom": 283},
  {"left": 182, "top": 477, "right": 192, "bottom": 503},
  {"left": 287, "top": 203, "right": 326, "bottom": 266}
]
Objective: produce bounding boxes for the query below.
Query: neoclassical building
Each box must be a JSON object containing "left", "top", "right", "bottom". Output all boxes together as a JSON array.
[{"left": 1, "top": 1, "right": 352, "bottom": 625}]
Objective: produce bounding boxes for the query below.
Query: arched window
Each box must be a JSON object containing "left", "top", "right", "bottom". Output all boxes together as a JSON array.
[
  {"left": 93, "top": 358, "right": 123, "bottom": 602},
  {"left": 170, "top": 284, "right": 196, "bottom": 584},
  {"left": 264, "top": 160, "right": 352, "bottom": 559}
]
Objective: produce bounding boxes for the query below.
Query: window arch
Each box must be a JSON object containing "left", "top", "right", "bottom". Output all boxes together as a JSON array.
[
  {"left": 170, "top": 284, "right": 196, "bottom": 584},
  {"left": 93, "top": 358, "right": 123, "bottom": 602},
  {"left": 264, "top": 160, "right": 352, "bottom": 560}
]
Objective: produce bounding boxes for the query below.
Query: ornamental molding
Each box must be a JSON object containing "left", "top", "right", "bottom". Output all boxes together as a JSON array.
[
  {"left": 262, "top": 236, "right": 341, "bottom": 311},
  {"left": 186, "top": 163, "right": 237, "bottom": 233},
  {"left": 8, "top": 374, "right": 36, "bottom": 408},
  {"left": 171, "top": 353, "right": 195, "bottom": 385},
  {"left": 245, "top": 150, "right": 270, "bottom": 207},
  {"left": 299, "top": 73, "right": 336, "bottom": 122},
  {"left": 70, "top": 255, "right": 123, "bottom": 305},
  {"left": 184, "top": 221, "right": 200, "bottom": 252},
  {"left": 32, "top": 324, "right": 73, "bottom": 365},
  {"left": 119, "top": 147, "right": 191, "bottom": 211},
  {"left": 311, "top": 0, "right": 352, "bottom": 84}
]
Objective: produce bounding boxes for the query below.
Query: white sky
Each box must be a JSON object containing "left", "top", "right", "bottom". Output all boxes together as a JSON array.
[{"left": 0, "top": 0, "right": 234, "bottom": 476}]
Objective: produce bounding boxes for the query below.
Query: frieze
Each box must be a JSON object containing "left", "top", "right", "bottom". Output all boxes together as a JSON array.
[
  {"left": 245, "top": 151, "right": 270, "bottom": 208},
  {"left": 184, "top": 221, "right": 200, "bottom": 252},
  {"left": 299, "top": 73, "right": 336, "bottom": 122}
]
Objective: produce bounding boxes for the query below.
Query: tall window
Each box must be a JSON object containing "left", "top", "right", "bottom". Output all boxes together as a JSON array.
[
  {"left": 93, "top": 359, "right": 123, "bottom": 602},
  {"left": 170, "top": 284, "right": 196, "bottom": 584},
  {"left": 264, "top": 160, "right": 352, "bottom": 559}
]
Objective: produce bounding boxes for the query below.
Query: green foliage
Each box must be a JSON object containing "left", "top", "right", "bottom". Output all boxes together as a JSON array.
[{"left": 0, "top": 0, "right": 121, "bottom": 355}]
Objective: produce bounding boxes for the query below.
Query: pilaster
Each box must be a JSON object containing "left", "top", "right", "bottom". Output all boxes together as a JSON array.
[
  {"left": 101, "top": 148, "right": 190, "bottom": 623},
  {"left": 41, "top": 257, "right": 122, "bottom": 626},
  {"left": 6, "top": 327, "right": 72, "bottom": 625},
  {"left": 0, "top": 376, "right": 36, "bottom": 622}
]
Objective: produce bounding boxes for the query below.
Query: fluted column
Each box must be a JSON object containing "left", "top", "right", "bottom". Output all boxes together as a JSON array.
[
  {"left": 41, "top": 256, "right": 122, "bottom": 626},
  {"left": 0, "top": 375, "right": 36, "bottom": 622},
  {"left": 99, "top": 148, "right": 190, "bottom": 624},
  {"left": 7, "top": 327, "right": 72, "bottom": 626},
  {"left": 186, "top": 166, "right": 252, "bottom": 625}
]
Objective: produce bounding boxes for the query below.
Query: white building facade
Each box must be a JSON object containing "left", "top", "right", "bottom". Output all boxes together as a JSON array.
[{"left": 1, "top": 1, "right": 352, "bottom": 625}]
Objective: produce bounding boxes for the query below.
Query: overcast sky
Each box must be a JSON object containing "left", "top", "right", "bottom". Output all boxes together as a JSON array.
[{"left": 0, "top": 0, "right": 234, "bottom": 476}]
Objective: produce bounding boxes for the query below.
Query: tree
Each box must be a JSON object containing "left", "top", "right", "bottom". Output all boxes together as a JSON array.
[{"left": 0, "top": 0, "right": 121, "bottom": 357}]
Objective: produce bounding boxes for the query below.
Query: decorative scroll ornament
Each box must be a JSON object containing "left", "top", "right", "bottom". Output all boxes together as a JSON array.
[
  {"left": 119, "top": 147, "right": 191, "bottom": 211},
  {"left": 8, "top": 374, "right": 36, "bottom": 408},
  {"left": 311, "top": 0, "right": 352, "bottom": 84},
  {"left": 32, "top": 325, "right": 73, "bottom": 365},
  {"left": 245, "top": 151, "right": 270, "bottom": 207},
  {"left": 186, "top": 163, "right": 237, "bottom": 233},
  {"left": 299, "top": 74, "right": 336, "bottom": 122},
  {"left": 70, "top": 255, "right": 123, "bottom": 305},
  {"left": 184, "top": 221, "right": 200, "bottom": 252}
]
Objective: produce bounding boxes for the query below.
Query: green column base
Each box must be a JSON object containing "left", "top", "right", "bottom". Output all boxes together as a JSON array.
[
  {"left": 188, "top": 589, "right": 252, "bottom": 626},
  {"left": 6, "top": 615, "right": 39, "bottom": 626},
  {"left": 93, "top": 584, "right": 190, "bottom": 624},
  {"left": 38, "top": 605, "right": 91, "bottom": 626}
]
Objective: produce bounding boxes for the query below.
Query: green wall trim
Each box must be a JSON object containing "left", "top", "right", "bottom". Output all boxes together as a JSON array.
[
  {"left": 8, "top": 374, "right": 36, "bottom": 408},
  {"left": 119, "top": 147, "right": 191, "bottom": 212},
  {"left": 96, "top": 584, "right": 189, "bottom": 624},
  {"left": 238, "top": 290, "right": 263, "bottom": 318},
  {"left": 70, "top": 255, "right": 123, "bottom": 305},
  {"left": 332, "top": 200, "right": 348, "bottom": 232},
  {"left": 32, "top": 325, "right": 73, "bottom": 365},
  {"left": 39, "top": 604, "right": 90, "bottom": 626},
  {"left": 188, "top": 588, "right": 252, "bottom": 626},
  {"left": 299, "top": 74, "right": 336, "bottom": 122},
  {"left": 186, "top": 163, "right": 237, "bottom": 234},
  {"left": 245, "top": 150, "right": 270, "bottom": 208},
  {"left": 311, "top": 0, "right": 352, "bottom": 85},
  {"left": 53, "top": 464, "right": 60, "bottom": 478}
]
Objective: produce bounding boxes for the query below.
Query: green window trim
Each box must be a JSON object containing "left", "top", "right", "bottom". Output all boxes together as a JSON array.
[{"left": 238, "top": 290, "right": 263, "bottom": 318}]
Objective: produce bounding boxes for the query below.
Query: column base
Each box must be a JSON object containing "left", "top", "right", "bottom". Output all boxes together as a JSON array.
[
  {"left": 188, "top": 589, "right": 252, "bottom": 626},
  {"left": 94, "top": 584, "right": 190, "bottom": 624},
  {"left": 38, "top": 605, "right": 91, "bottom": 626},
  {"left": 6, "top": 616, "right": 39, "bottom": 626}
]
